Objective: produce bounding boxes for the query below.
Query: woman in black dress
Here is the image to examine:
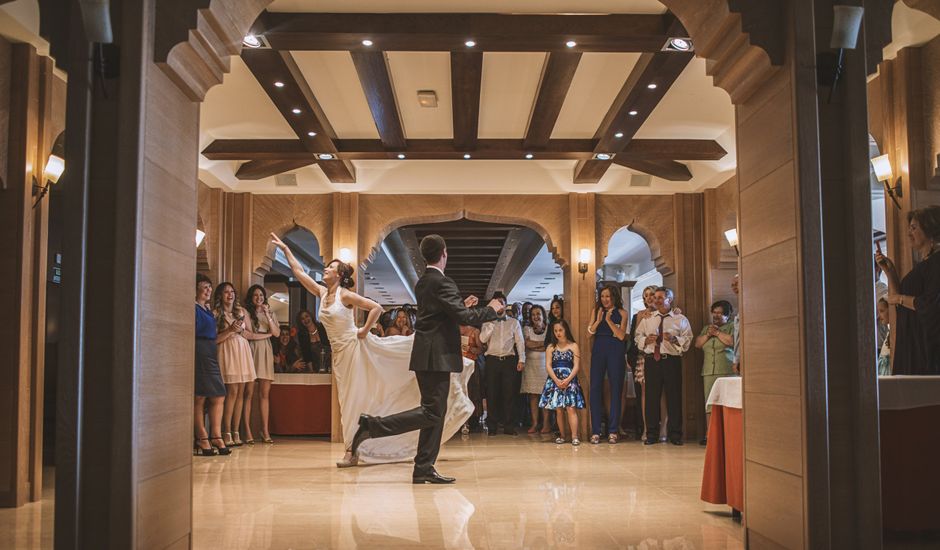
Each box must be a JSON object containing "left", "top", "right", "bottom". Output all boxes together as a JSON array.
[
  {"left": 295, "top": 310, "right": 331, "bottom": 372},
  {"left": 876, "top": 206, "right": 940, "bottom": 375},
  {"left": 194, "top": 274, "right": 230, "bottom": 456}
]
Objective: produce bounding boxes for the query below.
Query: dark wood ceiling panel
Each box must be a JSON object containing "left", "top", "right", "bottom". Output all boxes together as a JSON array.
[
  {"left": 240, "top": 49, "right": 356, "bottom": 182},
  {"left": 350, "top": 51, "right": 407, "bottom": 149},
  {"left": 524, "top": 52, "right": 582, "bottom": 149},
  {"left": 235, "top": 159, "right": 317, "bottom": 180},
  {"left": 255, "top": 13, "right": 676, "bottom": 53},
  {"left": 451, "top": 52, "right": 483, "bottom": 151},
  {"left": 614, "top": 158, "right": 693, "bottom": 181}
]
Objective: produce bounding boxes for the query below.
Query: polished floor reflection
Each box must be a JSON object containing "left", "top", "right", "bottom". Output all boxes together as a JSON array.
[{"left": 193, "top": 434, "right": 743, "bottom": 549}]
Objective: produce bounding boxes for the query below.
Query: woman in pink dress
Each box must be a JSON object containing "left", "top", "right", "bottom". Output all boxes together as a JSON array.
[{"left": 213, "top": 282, "right": 257, "bottom": 447}]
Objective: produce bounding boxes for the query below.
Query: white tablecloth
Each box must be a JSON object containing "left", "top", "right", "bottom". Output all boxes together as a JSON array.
[
  {"left": 706, "top": 376, "right": 742, "bottom": 410},
  {"left": 878, "top": 375, "right": 940, "bottom": 410},
  {"left": 273, "top": 373, "right": 332, "bottom": 386}
]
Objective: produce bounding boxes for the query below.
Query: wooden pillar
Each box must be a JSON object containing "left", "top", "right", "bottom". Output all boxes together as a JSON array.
[
  {"left": 220, "top": 192, "right": 254, "bottom": 295},
  {"left": 568, "top": 192, "right": 595, "bottom": 440},
  {"left": 197, "top": 182, "right": 224, "bottom": 284},
  {"left": 330, "top": 192, "right": 359, "bottom": 443},
  {"left": 672, "top": 193, "right": 708, "bottom": 442}
]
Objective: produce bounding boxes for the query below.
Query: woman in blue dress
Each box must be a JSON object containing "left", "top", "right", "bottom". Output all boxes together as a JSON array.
[
  {"left": 587, "top": 285, "right": 629, "bottom": 444},
  {"left": 539, "top": 320, "right": 586, "bottom": 446}
]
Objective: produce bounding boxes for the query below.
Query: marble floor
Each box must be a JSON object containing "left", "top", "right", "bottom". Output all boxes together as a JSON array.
[{"left": 192, "top": 433, "right": 743, "bottom": 549}]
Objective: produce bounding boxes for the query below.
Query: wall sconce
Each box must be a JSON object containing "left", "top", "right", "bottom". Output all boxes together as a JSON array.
[
  {"left": 818, "top": 5, "right": 864, "bottom": 103},
  {"left": 724, "top": 228, "right": 740, "bottom": 256},
  {"left": 578, "top": 248, "right": 591, "bottom": 279},
  {"left": 32, "top": 153, "right": 65, "bottom": 207},
  {"left": 195, "top": 229, "right": 206, "bottom": 247},
  {"left": 338, "top": 247, "right": 354, "bottom": 263},
  {"left": 871, "top": 154, "right": 902, "bottom": 209}
]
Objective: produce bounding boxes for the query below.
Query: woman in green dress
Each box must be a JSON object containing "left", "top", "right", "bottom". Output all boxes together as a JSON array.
[{"left": 694, "top": 300, "right": 736, "bottom": 445}]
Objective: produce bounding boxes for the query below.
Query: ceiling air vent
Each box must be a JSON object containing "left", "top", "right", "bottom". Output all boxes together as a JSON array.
[
  {"left": 630, "top": 174, "right": 652, "bottom": 187},
  {"left": 275, "top": 173, "right": 298, "bottom": 187}
]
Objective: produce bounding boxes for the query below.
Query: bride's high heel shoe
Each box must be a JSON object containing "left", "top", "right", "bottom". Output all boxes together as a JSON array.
[{"left": 336, "top": 450, "right": 360, "bottom": 468}]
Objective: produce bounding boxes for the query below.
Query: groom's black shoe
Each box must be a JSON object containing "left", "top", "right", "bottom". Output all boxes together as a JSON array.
[
  {"left": 349, "top": 414, "right": 373, "bottom": 455},
  {"left": 413, "top": 469, "right": 455, "bottom": 484}
]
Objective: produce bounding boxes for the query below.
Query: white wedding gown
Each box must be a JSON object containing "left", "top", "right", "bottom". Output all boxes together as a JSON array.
[{"left": 319, "top": 288, "right": 475, "bottom": 464}]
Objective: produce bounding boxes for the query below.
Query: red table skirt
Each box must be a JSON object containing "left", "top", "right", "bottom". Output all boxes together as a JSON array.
[
  {"left": 701, "top": 405, "right": 744, "bottom": 511},
  {"left": 881, "top": 404, "right": 940, "bottom": 532},
  {"left": 269, "top": 384, "right": 332, "bottom": 436}
]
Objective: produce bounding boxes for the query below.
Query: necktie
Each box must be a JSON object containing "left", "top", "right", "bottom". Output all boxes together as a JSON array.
[{"left": 654, "top": 314, "right": 666, "bottom": 361}]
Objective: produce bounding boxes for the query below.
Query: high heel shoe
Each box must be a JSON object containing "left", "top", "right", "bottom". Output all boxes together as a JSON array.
[
  {"left": 210, "top": 436, "right": 232, "bottom": 456},
  {"left": 193, "top": 438, "right": 216, "bottom": 457},
  {"left": 261, "top": 433, "right": 274, "bottom": 444},
  {"left": 232, "top": 431, "right": 244, "bottom": 447},
  {"left": 223, "top": 432, "right": 236, "bottom": 447},
  {"left": 335, "top": 450, "right": 359, "bottom": 468}
]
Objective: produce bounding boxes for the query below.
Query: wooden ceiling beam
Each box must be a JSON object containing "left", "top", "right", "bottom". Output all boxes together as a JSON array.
[
  {"left": 240, "top": 49, "right": 356, "bottom": 183},
  {"left": 524, "top": 52, "right": 582, "bottom": 149},
  {"left": 451, "top": 52, "right": 483, "bottom": 151},
  {"left": 202, "top": 138, "right": 725, "bottom": 161},
  {"left": 614, "top": 158, "right": 692, "bottom": 181},
  {"left": 255, "top": 12, "right": 678, "bottom": 53},
  {"left": 235, "top": 159, "right": 317, "bottom": 180},
  {"left": 350, "top": 51, "right": 407, "bottom": 149}
]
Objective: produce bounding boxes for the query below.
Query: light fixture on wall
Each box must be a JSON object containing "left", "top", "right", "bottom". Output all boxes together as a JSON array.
[
  {"left": 818, "top": 5, "right": 864, "bottom": 103},
  {"left": 724, "top": 228, "right": 739, "bottom": 256},
  {"left": 196, "top": 229, "right": 206, "bottom": 247},
  {"left": 339, "top": 248, "right": 354, "bottom": 263},
  {"left": 33, "top": 147, "right": 66, "bottom": 208},
  {"left": 578, "top": 248, "right": 591, "bottom": 279},
  {"left": 871, "top": 154, "right": 902, "bottom": 209}
]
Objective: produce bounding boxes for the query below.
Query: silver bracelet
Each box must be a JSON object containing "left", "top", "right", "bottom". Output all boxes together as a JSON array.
[{"left": 587, "top": 326, "right": 596, "bottom": 335}]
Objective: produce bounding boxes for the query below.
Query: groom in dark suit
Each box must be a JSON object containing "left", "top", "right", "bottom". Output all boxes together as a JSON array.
[{"left": 350, "top": 234, "right": 503, "bottom": 483}]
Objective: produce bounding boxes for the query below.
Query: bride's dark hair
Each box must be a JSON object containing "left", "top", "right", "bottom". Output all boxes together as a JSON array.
[{"left": 329, "top": 259, "right": 355, "bottom": 289}]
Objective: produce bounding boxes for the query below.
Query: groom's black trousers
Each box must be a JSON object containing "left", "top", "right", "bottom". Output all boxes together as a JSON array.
[{"left": 365, "top": 370, "right": 450, "bottom": 475}]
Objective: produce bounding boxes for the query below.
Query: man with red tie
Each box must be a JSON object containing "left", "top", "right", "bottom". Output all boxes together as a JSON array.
[{"left": 634, "top": 287, "right": 693, "bottom": 445}]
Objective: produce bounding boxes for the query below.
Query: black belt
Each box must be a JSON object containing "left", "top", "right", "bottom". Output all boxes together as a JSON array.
[{"left": 487, "top": 354, "right": 517, "bottom": 360}]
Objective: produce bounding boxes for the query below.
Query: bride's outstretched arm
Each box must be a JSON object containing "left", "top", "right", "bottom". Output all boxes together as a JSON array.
[
  {"left": 340, "top": 289, "right": 384, "bottom": 339},
  {"left": 270, "top": 233, "right": 326, "bottom": 298}
]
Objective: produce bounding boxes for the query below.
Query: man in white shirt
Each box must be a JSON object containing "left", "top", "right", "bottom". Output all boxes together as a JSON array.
[
  {"left": 479, "top": 292, "right": 526, "bottom": 436},
  {"left": 634, "top": 287, "right": 693, "bottom": 445}
]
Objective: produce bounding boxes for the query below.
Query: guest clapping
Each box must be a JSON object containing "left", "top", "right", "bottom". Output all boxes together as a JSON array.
[
  {"left": 194, "top": 274, "right": 230, "bottom": 456},
  {"left": 245, "top": 285, "right": 280, "bottom": 444},
  {"left": 213, "top": 282, "right": 257, "bottom": 447},
  {"left": 875, "top": 206, "right": 940, "bottom": 374},
  {"left": 587, "top": 285, "right": 629, "bottom": 444},
  {"left": 385, "top": 308, "right": 415, "bottom": 336}
]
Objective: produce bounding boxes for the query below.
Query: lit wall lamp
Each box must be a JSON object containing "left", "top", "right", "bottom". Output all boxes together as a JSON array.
[
  {"left": 578, "top": 248, "right": 591, "bottom": 279},
  {"left": 818, "top": 5, "right": 864, "bottom": 103},
  {"left": 195, "top": 229, "right": 206, "bottom": 247},
  {"left": 338, "top": 247, "right": 354, "bottom": 264},
  {"left": 871, "top": 154, "right": 902, "bottom": 209},
  {"left": 32, "top": 153, "right": 65, "bottom": 207},
  {"left": 724, "top": 228, "right": 740, "bottom": 256}
]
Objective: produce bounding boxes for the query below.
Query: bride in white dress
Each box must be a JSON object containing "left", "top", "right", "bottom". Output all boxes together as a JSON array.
[{"left": 271, "top": 234, "right": 474, "bottom": 467}]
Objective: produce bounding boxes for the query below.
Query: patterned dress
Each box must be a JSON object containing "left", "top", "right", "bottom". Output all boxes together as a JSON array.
[{"left": 539, "top": 348, "right": 585, "bottom": 410}]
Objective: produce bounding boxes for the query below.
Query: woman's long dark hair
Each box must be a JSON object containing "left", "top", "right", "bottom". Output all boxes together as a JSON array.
[
  {"left": 212, "top": 282, "right": 242, "bottom": 331},
  {"left": 596, "top": 284, "right": 624, "bottom": 311},
  {"left": 245, "top": 284, "right": 268, "bottom": 331},
  {"left": 549, "top": 319, "right": 576, "bottom": 346},
  {"left": 547, "top": 296, "right": 565, "bottom": 346},
  {"left": 295, "top": 310, "right": 330, "bottom": 365}
]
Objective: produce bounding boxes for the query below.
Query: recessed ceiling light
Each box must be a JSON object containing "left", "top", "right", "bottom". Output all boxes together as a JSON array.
[
  {"left": 628, "top": 110, "right": 638, "bottom": 116},
  {"left": 307, "top": 131, "right": 317, "bottom": 137},
  {"left": 465, "top": 40, "right": 476, "bottom": 47},
  {"left": 274, "top": 81, "right": 285, "bottom": 88},
  {"left": 647, "top": 83, "right": 658, "bottom": 89},
  {"left": 318, "top": 153, "right": 334, "bottom": 160},
  {"left": 397, "top": 153, "right": 406, "bottom": 159},
  {"left": 565, "top": 40, "right": 577, "bottom": 48},
  {"left": 362, "top": 39, "right": 374, "bottom": 46},
  {"left": 463, "top": 154, "right": 471, "bottom": 159},
  {"left": 525, "top": 153, "right": 534, "bottom": 159},
  {"left": 243, "top": 34, "right": 262, "bottom": 49},
  {"left": 666, "top": 38, "right": 693, "bottom": 52},
  {"left": 594, "top": 153, "right": 613, "bottom": 161},
  {"left": 614, "top": 132, "right": 624, "bottom": 138},
  {"left": 291, "top": 108, "right": 302, "bottom": 114}
]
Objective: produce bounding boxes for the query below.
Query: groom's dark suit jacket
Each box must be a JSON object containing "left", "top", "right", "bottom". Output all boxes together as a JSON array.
[{"left": 409, "top": 267, "right": 498, "bottom": 373}]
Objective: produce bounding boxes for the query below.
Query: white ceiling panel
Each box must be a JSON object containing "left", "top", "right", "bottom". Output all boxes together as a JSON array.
[
  {"left": 478, "top": 52, "right": 546, "bottom": 138},
  {"left": 551, "top": 53, "right": 640, "bottom": 138},
  {"left": 292, "top": 51, "right": 380, "bottom": 139},
  {"left": 386, "top": 52, "right": 453, "bottom": 139},
  {"left": 268, "top": 0, "right": 667, "bottom": 14},
  {"left": 507, "top": 245, "right": 563, "bottom": 306}
]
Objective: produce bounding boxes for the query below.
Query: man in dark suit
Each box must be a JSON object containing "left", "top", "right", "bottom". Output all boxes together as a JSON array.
[{"left": 350, "top": 234, "right": 503, "bottom": 484}]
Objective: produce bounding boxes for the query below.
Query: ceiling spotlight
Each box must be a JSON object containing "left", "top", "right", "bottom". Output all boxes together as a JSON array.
[
  {"left": 663, "top": 37, "right": 694, "bottom": 52},
  {"left": 565, "top": 40, "right": 577, "bottom": 48},
  {"left": 243, "top": 34, "right": 263, "bottom": 49},
  {"left": 274, "top": 81, "right": 285, "bottom": 88},
  {"left": 318, "top": 153, "right": 335, "bottom": 160},
  {"left": 463, "top": 153, "right": 471, "bottom": 159},
  {"left": 362, "top": 39, "right": 374, "bottom": 46},
  {"left": 525, "top": 153, "right": 534, "bottom": 159},
  {"left": 291, "top": 108, "right": 302, "bottom": 114},
  {"left": 628, "top": 110, "right": 638, "bottom": 116},
  {"left": 307, "top": 131, "right": 317, "bottom": 137},
  {"left": 397, "top": 153, "right": 406, "bottom": 159},
  {"left": 614, "top": 132, "right": 624, "bottom": 138},
  {"left": 593, "top": 153, "right": 614, "bottom": 161},
  {"left": 647, "top": 83, "right": 658, "bottom": 89},
  {"left": 465, "top": 40, "right": 476, "bottom": 47}
]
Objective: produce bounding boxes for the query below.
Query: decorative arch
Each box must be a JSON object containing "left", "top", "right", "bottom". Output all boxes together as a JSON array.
[
  {"left": 595, "top": 195, "right": 675, "bottom": 278},
  {"left": 251, "top": 194, "right": 333, "bottom": 279}
]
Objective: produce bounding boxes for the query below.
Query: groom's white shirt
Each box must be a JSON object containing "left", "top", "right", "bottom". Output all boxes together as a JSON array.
[{"left": 427, "top": 265, "right": 445, "bottom": 275}]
